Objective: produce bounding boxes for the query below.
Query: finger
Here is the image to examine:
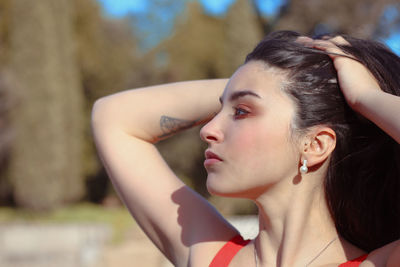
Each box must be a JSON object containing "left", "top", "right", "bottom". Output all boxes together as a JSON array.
[
  {"left": 312, "top": 40, "right": 357, "bottom": 61},
  {"left": 296, "top": 36, "right": 314, "bottom": 47},
  {"left": 312, "top": 40, "right": 343, "bottom": 54},
  {"left": 316, "top": 34, "right": 350, "bottom": 45},
  {"left": 326, "top": 35, "right": 351, "bottom": 46},
  {"left": 320, "top": 35, "right": 333, "bottom": 40}
]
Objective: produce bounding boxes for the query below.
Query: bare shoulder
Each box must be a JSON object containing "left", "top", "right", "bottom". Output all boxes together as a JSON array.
[{"left": 360, "top": 239, "right": 400, "bottom": 267}]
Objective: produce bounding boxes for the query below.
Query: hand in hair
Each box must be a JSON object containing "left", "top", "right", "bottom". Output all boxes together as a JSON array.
[
  {"left": 311, "top": 36, "right": 400, "bottom": 144},
  {"left": 312, "top": 36, "right": 381, "bottom": 109}
]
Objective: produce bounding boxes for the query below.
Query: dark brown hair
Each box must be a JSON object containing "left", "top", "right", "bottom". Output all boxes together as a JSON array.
[{"left": 245, "top": 30, "right": 400, "bottom": 252}]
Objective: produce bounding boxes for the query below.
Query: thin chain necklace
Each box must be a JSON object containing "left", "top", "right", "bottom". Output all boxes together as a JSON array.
[{"left": 253, "top": 237, "right": 337, "bottom": 267}]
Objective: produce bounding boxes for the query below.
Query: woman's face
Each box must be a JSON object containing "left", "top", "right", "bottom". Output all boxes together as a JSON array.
[{"left": 200, "top": 60, "right": 300, "bottom": 198}]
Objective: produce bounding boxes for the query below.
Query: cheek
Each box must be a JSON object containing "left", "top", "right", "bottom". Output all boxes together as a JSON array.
[
  {"left": 231, "top": 121, "right": 296, "bottom": 175},
  {"left": 206, "top": 121, "right": 296, "bottom": 197},
  {"left": 234, "top": 122, "right": 290, "bottom": 155}
]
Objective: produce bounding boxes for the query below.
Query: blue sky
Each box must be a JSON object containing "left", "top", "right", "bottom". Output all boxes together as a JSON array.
[
  {"left": 97, "top": 0, "right": 148, "bottom": 16},
  {"left": 97, "top": 0, "right": 285, "bottom": 17},
  {"left": 384, "top": 32, "right": 400, "bottom": 54},
  {"left": 96, "top": 0, "right": 400, "bottom": 55},
  {"left": 96, "top": 0, "right": 286, "bottom": 50}
]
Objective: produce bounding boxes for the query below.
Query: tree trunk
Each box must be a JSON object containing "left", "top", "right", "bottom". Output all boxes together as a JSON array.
[{"left": 8, "top": 0, "right": 84, "bottom": 210}]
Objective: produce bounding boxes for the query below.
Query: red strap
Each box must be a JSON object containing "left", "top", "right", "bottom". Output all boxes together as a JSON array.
[
  {"left": 209, "top": 236, "right": 366, "bottom": 267},
  {"left": 338, "top": 254, "right": 368, "bottom": 267},
  {"left": 209, "top": 235, "right": 250, "bottom": 267}
]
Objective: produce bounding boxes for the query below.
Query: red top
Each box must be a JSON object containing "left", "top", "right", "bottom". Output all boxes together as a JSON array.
[
  {"left": 209, "top": 235, "right": 368, "bottom": 267},
  {"left": 338, "top": 254, "right": 368, "bottom": 267}
]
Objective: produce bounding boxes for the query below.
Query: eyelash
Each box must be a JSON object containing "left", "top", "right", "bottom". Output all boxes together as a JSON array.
[{"left": 233, "top": 107, "right": 250, "bottom": 119}]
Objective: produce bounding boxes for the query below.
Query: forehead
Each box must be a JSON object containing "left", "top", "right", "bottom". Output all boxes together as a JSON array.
[{"left": 222, "top": 61, "right": 286, "bottom": 100}]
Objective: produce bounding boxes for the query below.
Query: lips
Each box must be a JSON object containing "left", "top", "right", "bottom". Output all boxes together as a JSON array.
[
  {"left": 204, "top": 150, "right": 223, "bottom": 167},
  {"left": 205, "top": 150, "right": 222, "bottom": 160}
]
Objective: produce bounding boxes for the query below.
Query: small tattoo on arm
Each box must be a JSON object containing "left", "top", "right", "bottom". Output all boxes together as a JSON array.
[{"left": 158, "top": 116, "right": 197, "bottom": 138}]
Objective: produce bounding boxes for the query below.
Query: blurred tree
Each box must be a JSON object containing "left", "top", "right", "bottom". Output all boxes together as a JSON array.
[
  {"left": 162, "top": 0, "right": 263, "bottom": 78},
  {"left": 73, "top": 0, "right": 138, "bottom": 185},
  {"left": 0, "top": 0, "right": 10, "bottom": 64},
  {"left": 0, "top": 70, "right": 14, "bottom": 204},
  {"left": 73, "top": 0, "right": 140, "bottom": 102},
  {"left": 273, "top": 0, "right": 396, "bottom": 37},
  {"left": 0, "top": 0, "right": 14, "bottom": 204},
  {"left": 162, "top": 1, "right": 225, "bottom": 80},
  {"left": 218, "top": 0, "right": 264, "bottom": 77},
  {"left": 72, "top": 0, "right": 164, "bottom": 203},
  {"left": 7, "top": 0, "right": 84, "bottom": 210}
]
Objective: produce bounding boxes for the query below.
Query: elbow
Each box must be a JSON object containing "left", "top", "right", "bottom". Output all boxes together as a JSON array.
[{"left": 91, "top": 97, "right": 113, "bottom": 133}]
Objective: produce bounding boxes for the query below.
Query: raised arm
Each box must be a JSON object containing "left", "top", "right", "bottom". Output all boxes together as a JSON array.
[
  {"left": 354, "top": 87, "right": 400, "bottom": 144},
  {"left": 91, "top": 79, "right": 238, "bottom": 266},
  {"left": 93, "top": 80, "right": 225, "bottom": 143},
  {"left": 311, "top": 36, "right": 400, "bottom": 266},
  {"left": 313, "top": 37, "right": 400, "bottom": 144}
]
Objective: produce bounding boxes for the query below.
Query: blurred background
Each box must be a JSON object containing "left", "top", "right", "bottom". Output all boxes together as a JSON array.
[{"left": 0, "top": 0, "right": 399, "bottom": 266}]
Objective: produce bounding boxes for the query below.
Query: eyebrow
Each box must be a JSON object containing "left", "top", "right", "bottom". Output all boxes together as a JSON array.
[{"left": 219, "top": 90, "right": 262, "bottom": 104}]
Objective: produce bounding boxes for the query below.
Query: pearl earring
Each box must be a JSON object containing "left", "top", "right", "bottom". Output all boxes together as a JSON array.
[{"left": 300, "top": 159, "right": 308, "bottom": 174}]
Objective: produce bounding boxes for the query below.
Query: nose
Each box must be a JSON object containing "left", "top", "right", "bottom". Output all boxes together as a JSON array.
[{"left": 200, "top": 115, "right": 224, "bottom": 144}]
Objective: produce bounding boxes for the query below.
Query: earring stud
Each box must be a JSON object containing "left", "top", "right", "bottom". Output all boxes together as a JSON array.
[{"left": 300, "top": 159, "right": 308, "bottom": 174}]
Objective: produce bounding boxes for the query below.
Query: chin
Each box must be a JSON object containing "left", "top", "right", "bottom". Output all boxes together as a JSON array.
[
  {"left": 206, "top": 176, "right": 232, "bottom": 197},
  {"left": 206, "top": 176, "right": 223, "bottom": 196},
  {"left": 206, "top": 175, "right": 255, "bottom": 199}
]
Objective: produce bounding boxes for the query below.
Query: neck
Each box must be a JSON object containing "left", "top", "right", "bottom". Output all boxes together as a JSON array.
[{"left": 253, "top": 171, "right": 354, "bottom": 267}]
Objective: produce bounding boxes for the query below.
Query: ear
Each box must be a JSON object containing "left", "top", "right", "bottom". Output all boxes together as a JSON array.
[{"left": 300, "top": 126, "right": 336, "bottom": 169}]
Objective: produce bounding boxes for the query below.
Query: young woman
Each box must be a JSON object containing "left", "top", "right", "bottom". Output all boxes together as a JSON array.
[{"left": 91, "top": 31, "right": 400, "bottom": 266}]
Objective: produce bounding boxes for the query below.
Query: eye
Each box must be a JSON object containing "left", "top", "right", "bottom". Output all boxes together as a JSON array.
[{"left": 233, "top": 107, "right": 249, "bottom": 119}]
